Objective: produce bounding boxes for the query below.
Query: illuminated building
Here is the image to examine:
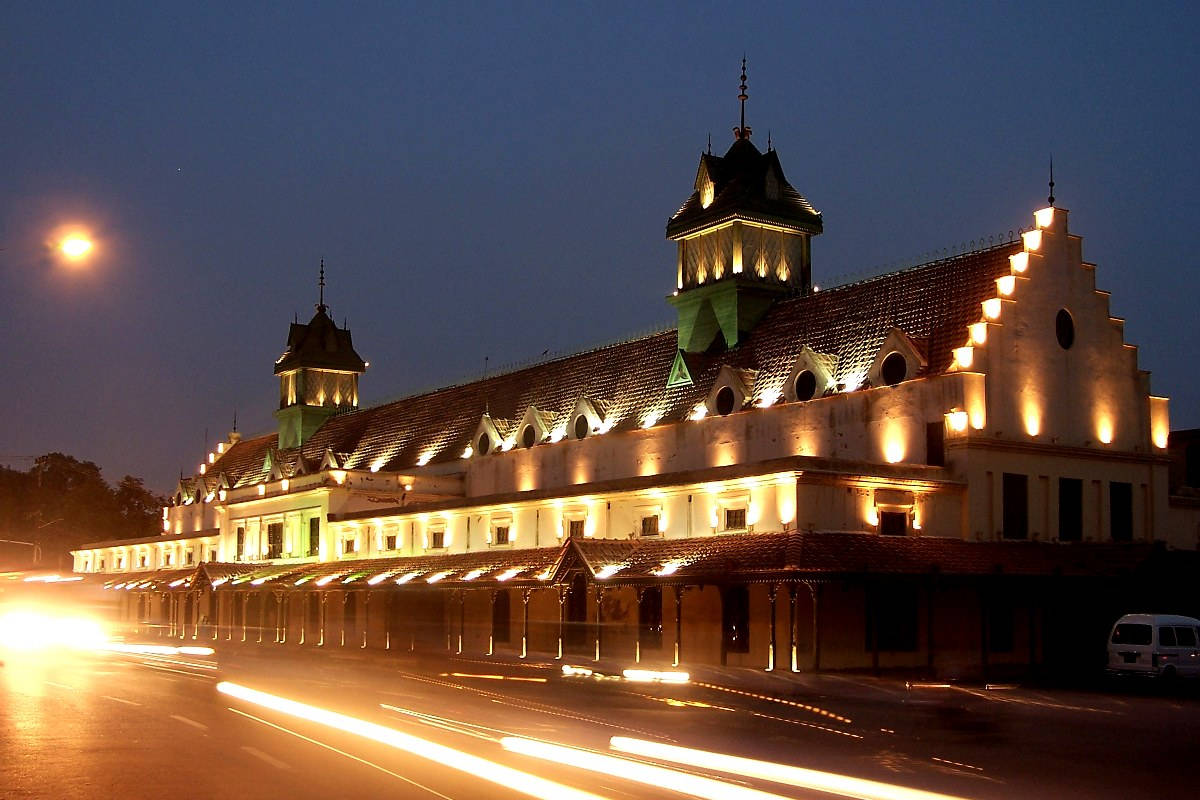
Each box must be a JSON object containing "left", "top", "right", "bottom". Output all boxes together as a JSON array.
[{"left": 73, "top": 73, "right": 1199, "bottom": 676}]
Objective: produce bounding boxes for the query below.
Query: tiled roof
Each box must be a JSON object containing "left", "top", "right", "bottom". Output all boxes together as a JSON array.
[
  {"left": 570, "top": 531, "right": 1153, "bottom": 583},
  {"left": 274, "top": 307, "right": 366, "bottom": 375},
  {"left": 198, "top": 242, "right": 1016, "bottom": 483},
  {"left": 667, "top": 138, "right": 822, "bottom": 238},
  {"left": 137, "top": 533, "right": 1154, "bottom": 592}
]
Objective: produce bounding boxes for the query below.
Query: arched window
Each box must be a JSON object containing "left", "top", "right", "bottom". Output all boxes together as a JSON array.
[
  {"left": 715, "top": 386, "right": 736, "bottom": 415},
  {"left": 794, "top": 370, "right": 817, "bottom": 401}
]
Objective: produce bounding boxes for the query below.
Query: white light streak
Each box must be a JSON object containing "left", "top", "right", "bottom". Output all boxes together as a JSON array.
[
  {"left": 217, "top": 682, "right": 607, "bottom": 800},
  {"left": 502, "top": 737, "right": 790, "bottom": 800},
  {"left": 608, "top": 737, "right": 969, "bottom": 800}
]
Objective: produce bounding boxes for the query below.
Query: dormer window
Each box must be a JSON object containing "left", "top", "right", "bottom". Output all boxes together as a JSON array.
[
  {"left": 477, "top": 432, "right": 491, "bottom": 455},
  {"left": 521, "top": 424, "right": 537, "bottom": 448},
  {"left": 881, "top": 352, "right": 908, "bottom": 386},
  {"left": 574, "top": 415, "right": 589, "bottom": 439},
  {"left": 794, "top": 370, "right": 817, "bottom": 401},
  {"left": 715, "top": 386, "right": 736, "bottom": 416}
]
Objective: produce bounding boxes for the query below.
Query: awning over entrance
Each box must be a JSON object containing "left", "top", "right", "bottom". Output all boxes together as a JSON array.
[{"left": 102, "top": 531, "right": 1157, "bottom": 593}]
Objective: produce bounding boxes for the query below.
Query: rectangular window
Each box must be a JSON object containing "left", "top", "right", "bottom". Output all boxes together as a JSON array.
[
  {"left": 879, "top": 511, "right": 907, "bottom": 536},
  {"left": 1175, "top": 626, "right": 1197, "bottom": 647},
  {"left": 139, "top": 555, "right": 147, "bottom": 568},
  {"left": 236, "top": 527, "right": 246, "bottom": 560},
  {"left": 1058, "top": 478, "right": 1083, "bottom": 541},
  {"left": 721, "top": 586, "right": 750, "bottom": 654},
  {"left": 494, "top": 525, "right": 510, "bottom": 545},
  {"left": 308, "top": 518, "right": 320, "bottom": 556},
  {"left": 186, "top": 550, "right": 195, "bottom": 565},
  {"left": 431, "top": 529, "right": 445, "bottom": 549},
  {"left": 266, "top": 522, "right": 283, "bottom": 559},
  {"left": 385, "top": 534, "right": 397, "bottom": 551},
  {"left": 640, "top": 515, "right": 660, "bottom": 537},
  {"left": 208, "top": 549, "right": 217, "bottom": 562},
  {"left": 724, "top": 508, "right": 747, "bottom": 531},
  {"left": 1159, "top": 626, "right": 1177, "bottom": 647},
  {"left": 925, "top": 421, "right": 945, "bottom": 466},
  {"left": 1110, "top": 481, "right": 1133, "bottom": 541},
  {"left": 1002, "top": 473, "right": 1028, "bottom": 539},
  {"left": 343, "top": 538, "right": 357, "bottom": 555},
  {"left": 99, "top": 559, "right": 106, "bottom": 571},
  {"left": 568, "top": 519, "right": 585, "bottom": 539}
]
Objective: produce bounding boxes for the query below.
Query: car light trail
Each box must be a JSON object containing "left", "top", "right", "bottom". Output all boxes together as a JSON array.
[
  {"left": 608, "top": 737, "right": 969, "bottom": 800},
  {"left": 622, "top": 669, "right": 690, "bottom": 684},
  {"left": 217, "top": 681, "right": 610, "bottom": 800},
  {"left": 501, "top": 737, "right": 792, "bottom": 800}
]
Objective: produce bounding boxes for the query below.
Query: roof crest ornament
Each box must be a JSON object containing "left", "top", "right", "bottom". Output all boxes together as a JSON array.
[
  {"left": 735, "top": 56, "right": 751, "bottom": 141},
  {"left": 1047, "top": 156, "right": 1055, "bottom": 206},
  {"left": 317, "top": 258, "right": 327, "bottom": 313}
]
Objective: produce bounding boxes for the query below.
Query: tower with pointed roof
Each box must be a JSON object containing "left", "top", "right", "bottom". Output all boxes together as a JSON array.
[
  {"left": 273, "top": 262, "right": 367, "bottom": 449},
  {"left": 668, "top": 60, "right": 822, "bottom": 352}
]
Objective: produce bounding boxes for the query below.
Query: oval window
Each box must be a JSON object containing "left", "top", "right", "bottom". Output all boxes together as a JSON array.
[
  {"left": 794, "top": 370, "right": 817, "bottom": 401},
  {"left": 715, "top": 385, "right": 736, "bottom": 416},
  {"left": 1056, "top": 308, "right": 1075, "bottom": 350},
  {"left": 521, "top": 425, "right": 537, "bottom": 448},
  {"left": 881, "top": 352, "right": 907, "bottom": 386},
  {"left": 476, "top": 433, "right": 490, "bottom": 456},
  {"left": 574, "top": 415, "right": 589, "bottom": 440}
]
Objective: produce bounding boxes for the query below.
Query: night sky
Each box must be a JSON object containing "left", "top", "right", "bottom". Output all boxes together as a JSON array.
[{"left": 2, "top": 2, "right": 1197, "bottom": 492}]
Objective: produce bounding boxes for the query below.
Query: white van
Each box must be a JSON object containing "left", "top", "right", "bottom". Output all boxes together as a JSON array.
[{"left": 1107, "top": 614, "right": 1200, "bottom": 678}]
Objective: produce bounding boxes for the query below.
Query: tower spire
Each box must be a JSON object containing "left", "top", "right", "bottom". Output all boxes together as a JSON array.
[
  {"left": 735, "top": 57, "right": 751, "bottom": 140},
  {"left": 1047, "top": 156, "right": 1055, "bottom": 206},
  {"left": 317, "top": 258, "right": 327, "bottom": 313}
]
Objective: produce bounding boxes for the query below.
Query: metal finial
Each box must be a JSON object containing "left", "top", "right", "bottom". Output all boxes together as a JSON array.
[
  {"left": 767, "top": 129, "right": 772, "bottom": 151},
  {"left": 737, "top": 56, "right": 749, "bottom": 137},
  {"left": 232, "top": 410, "right": 238, "bottom": 433},
  {"left": 1047, "top": 156, "right": 1055, "bottom": 206},
  {"left": 707, "top": 132, "right": 711, "bottom": 154},
  {"left": 317, "top": 258, "right": 327, "bottom": 312}
]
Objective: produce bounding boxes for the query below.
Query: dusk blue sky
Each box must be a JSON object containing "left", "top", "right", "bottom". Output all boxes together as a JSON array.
[{"left": 2, "top": 2, "right": 1197, "bottom": 492}]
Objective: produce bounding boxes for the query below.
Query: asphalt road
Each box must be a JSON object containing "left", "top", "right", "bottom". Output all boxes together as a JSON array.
[{"left": 3, "top": 638, "right": 1199, "bottom": 799}]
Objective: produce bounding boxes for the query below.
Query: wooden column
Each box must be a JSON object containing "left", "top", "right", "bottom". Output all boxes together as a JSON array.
[
  {"left": 806, "top": 581, "right": 822, "bottom": 672},
  {"left": 634, "top": 587, "right": 645, "bottom": 664},
  {"left": 362, "top": 591, "right": 370, "bottom": 649},
  {"left": 257, "top": 592, "right": 266, "bottom": 644},
  {"left": 488, "top": 590, "right": 497, "bottom": 656},
  {"left": 318, "top": 592, "right": 327, "bottom": 647},
  {"left": 521, "top": 589, "right": 531, "bottom": 659},
  {"left": 556, "top": 587, "right": 567, "bottom": 660},
  {"left": 240, "top": 593, "right": 248, "bottom": 642},
  {"left": 788, "top": 583, "right": 798, "bottom": 672},
  {"left": 457, "top": 591, "right": 465, "bottom": 654},
  {"left": 274, "top": 593, "right": 283, "bottom": 643},
  {"left": 767, "top": 583, "right": 778, "bottom": 672},
  {"left": 593, "top": 586, "right": 605, "bottom": 662},
  {"left": 672, "top": 585, "right": 683, "bottom": 667}
]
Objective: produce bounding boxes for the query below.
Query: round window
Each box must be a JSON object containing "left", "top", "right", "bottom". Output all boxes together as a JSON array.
[
  {"left": 715, "top": 385, "right": 736, "bottom": 416},
  {"left": 880, "top": 352, "right": 907, "bottom": 386},
  {"left": 794, "top": 370, "right": 817, "bottom": 401},
  {"left": 476, "top": 433, "right": 490, "bottom": 455},
  {"left": 521, "top": 425, "right": 537, "bottom": 448},
  {"left": 1056, "top": 308, "right": 1075, "bottom": 350},
  {"left": 574, "top": 415, "right": 589, "bottom": 440}
]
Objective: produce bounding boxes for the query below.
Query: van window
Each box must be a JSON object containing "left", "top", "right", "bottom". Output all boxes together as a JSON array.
[
  {"left": 1159, "top": 626, "right": 1177, "bottom": 647},
  {"left": 1174, "top": 627, "right": 1196, "bottom": 647},
  {"left": 1112, "top": 624, "right": 1152, "bottom": 645}
]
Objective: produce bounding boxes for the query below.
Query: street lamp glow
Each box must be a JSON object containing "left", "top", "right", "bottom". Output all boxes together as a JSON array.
[{"left": 60, "top": 236, "right": 94, "bottom": 260}]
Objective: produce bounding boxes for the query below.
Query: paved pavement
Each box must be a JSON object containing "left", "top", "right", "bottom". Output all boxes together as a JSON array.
[{"left": 4, "top": 635, "right": 1199, "bottom": 799}]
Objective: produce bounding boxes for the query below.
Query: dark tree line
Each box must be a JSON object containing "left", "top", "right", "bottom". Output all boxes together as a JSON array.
[{"left": 0, "top": 453, "right": 165, "bottom": 570}]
